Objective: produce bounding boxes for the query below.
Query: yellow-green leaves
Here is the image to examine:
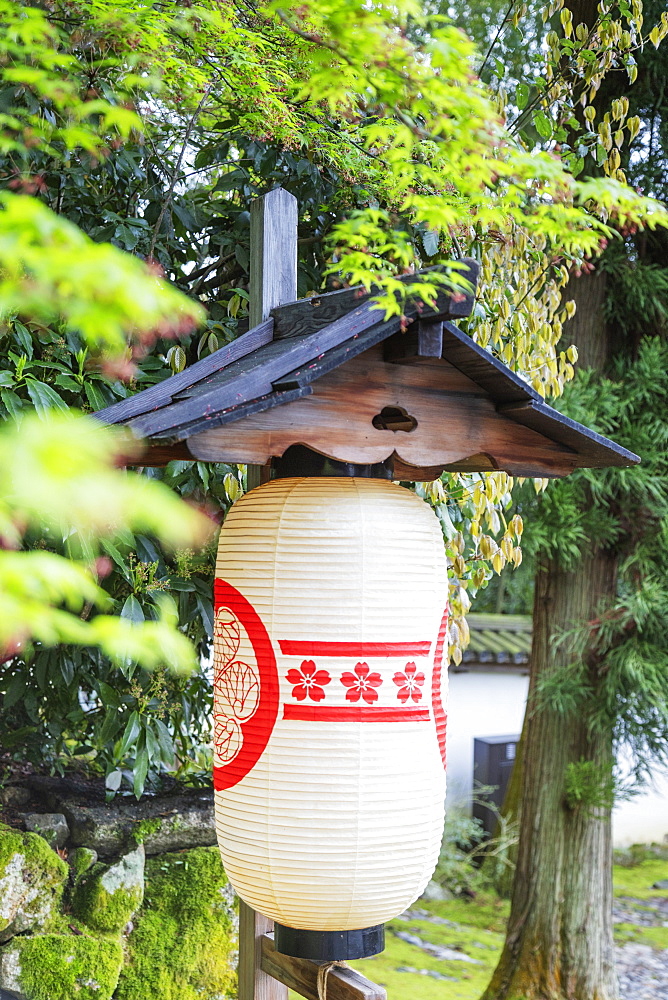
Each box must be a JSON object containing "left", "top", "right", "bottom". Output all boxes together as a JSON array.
[
  {"left": 0, "top": 0, "right": 143, "bottom": 159},
  {"left": 418, "top": 472, "right": 523, "bottom": 665},
  {"left": 0, "top": 195, "right": 204, "bottom": 356},
  {"left": 1, "top": 411, "right": 209, "bottom": 546},
  {"left": 0, "top": 411, "right": 211, "bottom": 669},
  {"left": 267, "top": 0, "right": 666, "bottom": 321}
]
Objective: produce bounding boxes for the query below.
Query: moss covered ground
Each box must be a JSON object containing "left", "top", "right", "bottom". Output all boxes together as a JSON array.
[
  {"left": 613, "top": 857, "right": 668, "bottom": 899},
  {"left": 284, "top": 859, "right": 668, "bottom": 1000},
  {"left": 351, "top": 897, "right": 507, "bottom": 1000}
]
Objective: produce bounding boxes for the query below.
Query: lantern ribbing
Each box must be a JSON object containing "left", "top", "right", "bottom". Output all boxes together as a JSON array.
[{"left": 213, "top": 477, "right": 449, "bottom": 935}]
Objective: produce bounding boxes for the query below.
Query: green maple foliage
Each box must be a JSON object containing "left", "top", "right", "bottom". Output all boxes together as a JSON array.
[{"left": 1, "top": 0, "right": 666, "bottom": 796}]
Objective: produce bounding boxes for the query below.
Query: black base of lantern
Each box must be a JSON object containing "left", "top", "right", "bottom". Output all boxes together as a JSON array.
[
  {"left": 273, "top": 922, "right": 385, "bottom": 961},
  {"left": 272, "top": 444, "right": 393, "bottom": 481}
]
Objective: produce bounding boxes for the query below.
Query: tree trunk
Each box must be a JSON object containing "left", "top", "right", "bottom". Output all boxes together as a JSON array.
[
  {"left": 482, "top": 267, "right": 619, "bottom": 1000},
  {"left": 482, "top": 554, "right": 617, "bottom": 1000}
]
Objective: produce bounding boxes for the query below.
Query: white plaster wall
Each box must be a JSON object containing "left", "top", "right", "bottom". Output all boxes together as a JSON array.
[
  {"left": 445, "top": 670, "right": 529, "bottom": 809},
  {"left": 612, "top": 763, "right": 668, "bottom": 847},
  {"left": 445, "top": 669, "right": 668, "bottom": 848}
]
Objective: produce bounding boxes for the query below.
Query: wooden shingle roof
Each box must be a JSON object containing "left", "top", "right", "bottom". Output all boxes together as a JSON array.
[{"left": 97, "top": 262, "right": 639, "bottom": 480}]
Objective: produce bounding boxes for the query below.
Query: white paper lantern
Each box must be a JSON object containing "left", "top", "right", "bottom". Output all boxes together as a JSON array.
[{"left": 213, "top": 476, "right": 448, "bottom": 950}]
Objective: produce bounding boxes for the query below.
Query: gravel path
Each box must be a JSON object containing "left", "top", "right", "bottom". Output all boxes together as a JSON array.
[
  {"left": 615, "top": 896, "right": 668, "bottom": 999},
  {"left": 617, "top": 942, "right": 668, "bottom": 999}
]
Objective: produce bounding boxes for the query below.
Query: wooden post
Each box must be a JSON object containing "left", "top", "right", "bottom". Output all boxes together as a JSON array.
[
  {"left": 239, "top": 904, "right": 287, "bottom": 1000},
  {"left": 249, "top": 187, "right": 298, "bottom": 328},
  {"left": 238, "top": 187, "right": 388, "bottom": 1000},
  {"left": 246, "top": 187, "right": 298, "bottom": 492},
  {"left": 239, "top": 186, "right": 297, "bottom": 1000}
]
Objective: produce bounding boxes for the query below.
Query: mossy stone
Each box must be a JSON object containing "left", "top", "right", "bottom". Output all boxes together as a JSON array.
[
  {"left": 115, "top": 846, "right": 237, "bottom": 1000},
  {"left": 23, "top": 813, "right": 69, "bottom": 850},
  {"left": 72, "top": 846, "right": 144, "bottom": 933},
  {"left": 68, "top": 848, "right": 98, "bottom": 883},
  {"left": 0, "top": 829, "right": 68, "bottom": 942},
  {"left": 0, "top": 933, "right": 122, "bottom": 1000}
]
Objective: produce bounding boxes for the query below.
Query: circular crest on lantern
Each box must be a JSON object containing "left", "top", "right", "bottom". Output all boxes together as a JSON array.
[{"left": 213, "top": 579, "right": 279, "bottom": 789}]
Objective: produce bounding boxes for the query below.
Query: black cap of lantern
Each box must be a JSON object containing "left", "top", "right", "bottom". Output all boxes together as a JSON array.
[
  {"left": 272, "top": 444, "right": 394, "bottom": 480},
  {"left": 274, "top": 922, "right": 385, "bottom": 961}
]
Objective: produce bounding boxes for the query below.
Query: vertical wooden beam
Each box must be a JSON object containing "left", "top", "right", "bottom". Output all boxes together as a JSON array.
[
  {"left": 239, "top": 903, "right": 287, "bottom": 1000},
  {"left": 249, "top": 187, "right": 298, "bottom": 327},
  {"left": 245, "top": 465, "right": 263, "bottom": 491},
  {"left": 239, "top": 186, "right": 296, "bottom": 1000}
]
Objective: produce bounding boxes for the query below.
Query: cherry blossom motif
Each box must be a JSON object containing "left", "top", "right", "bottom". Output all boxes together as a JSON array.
[
  {"left": 286, "top": 660, "right": 331, "bottom": 702},
  {"left": 214, "top": 715, "right": 242, "bottom": 763},
  {"left": 393, "top": 661, "right": 425, "bottom": 703},
  {"left": 340, "top": 662, "right": 383, "bottom": 704}
]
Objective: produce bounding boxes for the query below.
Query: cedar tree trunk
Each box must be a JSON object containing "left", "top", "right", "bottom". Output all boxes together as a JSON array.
[{"left": 482, "top": 271, "right": 620, "bottom": 1000}]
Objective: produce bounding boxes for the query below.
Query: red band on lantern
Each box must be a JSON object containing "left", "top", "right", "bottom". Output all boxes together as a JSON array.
[
  {"left": 279, "top": 640, "right": 432, "bottom": 657},
  {"left": 283, "top": 705, "right": 431, "bottom": 722},
  {"left": 213, "top": 579, "right": 279, "bottom": 791}
]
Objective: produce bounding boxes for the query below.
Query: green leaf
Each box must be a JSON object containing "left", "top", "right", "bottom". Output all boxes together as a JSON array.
[
  {"left": 84, "top": 380, "right": 108, "bottom": 411},
  {"left": 99, "top": 709, "right": 121, "bottom": 745},
  {"left": 533, "top": 111, "right": 553, "bottom": 139},
  {"left": 101, "top": 538, "right": 133, "bottom": 583},
  {"left": 3, "top": 672, "right": 26, "bottom": 710},
  {"left": 98, "top": 681, "right": 121, "bottom": 709},
  {"left": 436, "top": 503, "right": 458, "bottom": 540},
  {"left": 571, "top": 156, "right": 585, "bottom": 178},
  {"left": 54, "top": 373, "right": 81, "bottom": 392},
  {"left": 119, "top": 711, "right": 141, "bottom": 756},
  {"left": 25, "top": 378, "right": 68, "bottom": 414},
  {"left": 59, "top": 656, "right": 75, "bottom": 685},
  {"left": 121, "top": 594, "right": 144, "bottom": 624},
  {"left": 0, "top": 389, "right": 22, "bottom": 417},
  {"left": 145, "top": 723, "right": 160, "bottom": 759},
  {"left": 421, "top": 229, "right": 439, "bottom": 257},
  {"left": 133, "top": 745, "right": 149, "bottom": 798},
  {"left": 516, "top": 83, "right": 529, "bottom": 110},
  {"left": 13, "top": 321, "right": 33, "bottom": 358},
  {"left": 196, "top": 594, "right": 214, "bottom": 637},
  {"left": 168, "top": 577, "right": 196, "bottom": 592},
  {"left": 154, "top": 718, "right": 175, "bottom": 766},
  {"left": 105, "top": 769, "right": 123, "bottom": 792}
]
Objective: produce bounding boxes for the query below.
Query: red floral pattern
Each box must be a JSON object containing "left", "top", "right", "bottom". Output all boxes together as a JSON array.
[
  {"left": 340, "top": 662, "right": 383, "bottom": 704},
  {"left": 286, "top": 660, "right": 331, "bottom": 702},
  {"left": 393, "top": 661, "right": 425, "bottom": 703}
]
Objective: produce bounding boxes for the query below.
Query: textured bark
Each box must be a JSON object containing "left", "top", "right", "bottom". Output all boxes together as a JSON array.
[
  {"left": 482, "top": 556, "right": 618, "bottom": 1000},
  {"left": 482, "top": 265, "right": 618, "bottom": 999},
  {"left": 563, "top": 271, "right": 608, "bottom": 370}
]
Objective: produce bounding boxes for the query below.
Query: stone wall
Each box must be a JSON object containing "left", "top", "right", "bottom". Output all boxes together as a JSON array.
[{"left": 0, "top": 780, "right": 237, "bottom": 1000}]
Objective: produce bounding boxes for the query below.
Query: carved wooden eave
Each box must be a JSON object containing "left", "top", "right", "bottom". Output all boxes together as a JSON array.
[{"left": 96, "top": 261, "right": 639, "bottom": 480}]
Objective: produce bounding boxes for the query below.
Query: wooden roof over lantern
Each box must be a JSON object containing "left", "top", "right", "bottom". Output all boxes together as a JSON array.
[{"left": 97, "top": 189, "right": 638, "bottom": 480}]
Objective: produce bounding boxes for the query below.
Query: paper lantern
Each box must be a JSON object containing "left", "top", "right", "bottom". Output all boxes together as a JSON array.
[{"left": 213, "top": 476, "right": 449, "bottom": 959}]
